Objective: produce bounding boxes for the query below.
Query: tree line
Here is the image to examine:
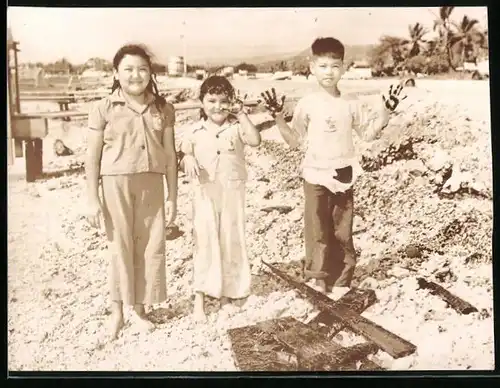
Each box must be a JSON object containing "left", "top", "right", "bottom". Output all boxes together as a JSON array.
[{"left": 369, "top": 6, "right": 488, "bottom": 76}]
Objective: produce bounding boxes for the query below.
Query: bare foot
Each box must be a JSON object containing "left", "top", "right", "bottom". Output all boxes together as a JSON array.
[
  {"left": 193, "top": 292, "right": 207, "bottom": 323},
  {"left": 219, "top": 296, "right": 230, "bottom": 308},
  {"left": 306, "top": 279, "right": 327, "bottom": 294},
  {"left": 107, "top": 302, "right": 124, "bottom": 341},
  {"left": 327, "top": 286, "right": 351, "bottom": 301},
  {"left": 130, "top": 304, "right": 155, "bottom": 332}
]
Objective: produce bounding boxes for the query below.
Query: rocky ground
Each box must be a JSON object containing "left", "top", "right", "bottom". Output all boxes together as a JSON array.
[{"left": 7, "top": 79, "right": 494, "bottom": 371}]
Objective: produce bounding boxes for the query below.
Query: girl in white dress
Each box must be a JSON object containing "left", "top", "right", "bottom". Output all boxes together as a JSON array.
[{"left": 179, "top": 76, "right": 261, "bottom": 320}]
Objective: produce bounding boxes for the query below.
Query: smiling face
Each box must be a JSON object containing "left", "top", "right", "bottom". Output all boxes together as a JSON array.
[
  {"left": 310, "top": 55, "right": 345, "bottom": 89},
  {"left": 202, "top": 93, "right": 231, "bottom": 125},
  {"left": 114, "top": 54, "right": 151, "bottom": 96}
]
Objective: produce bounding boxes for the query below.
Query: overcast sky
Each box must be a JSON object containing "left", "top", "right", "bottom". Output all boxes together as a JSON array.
[{"left": 8, "top": 6, "right": 488, "bottom": 65}]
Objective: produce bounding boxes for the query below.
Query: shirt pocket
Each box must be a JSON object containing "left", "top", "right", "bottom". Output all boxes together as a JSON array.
[
  {"left": 217, "top": 133, "right": 236, "bottom": 153},
  {"left": 104, "top": 107, "right": 132, "bottom": 142},
  {"left": 150, "top": 112, "right": 165, "bottom": 133}
]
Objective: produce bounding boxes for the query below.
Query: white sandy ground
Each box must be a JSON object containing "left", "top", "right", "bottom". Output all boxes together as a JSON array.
[{"left": 8, "top": 79, "right": 494, "bottom": 372}]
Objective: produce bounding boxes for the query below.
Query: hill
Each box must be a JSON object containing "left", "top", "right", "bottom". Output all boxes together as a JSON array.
[
  {"left": 237, "top": 44, "right": 376, "bottom": 71},
  {"left": 191, "top": 44, "right": 375, "bottom": 70}
]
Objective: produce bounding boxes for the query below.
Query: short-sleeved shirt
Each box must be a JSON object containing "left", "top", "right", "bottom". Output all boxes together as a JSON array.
[
  {"left": 88, "top": 89, "right": 175, "bottom": 176},
  {"left": 291, "top": 90, "right": 388, "bottom": 193},
  {"left": 180, "top": 118, "right": 247, "bottom": 183}
]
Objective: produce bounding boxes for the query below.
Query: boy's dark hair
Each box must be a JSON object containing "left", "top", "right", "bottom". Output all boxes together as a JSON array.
[
  {"left": 111, "top": 43, "right": 166, "bottom": 112},
  {"left": 311, "top": 37, "right": 345, "bottom": 60},
  {"left": 198, "top": 75, "right": 235, "bottom": 120}
]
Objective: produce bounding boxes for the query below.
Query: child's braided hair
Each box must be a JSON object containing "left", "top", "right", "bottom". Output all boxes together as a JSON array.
[{"left": 110, "top": 43, "right": 166, "bottom": 113}]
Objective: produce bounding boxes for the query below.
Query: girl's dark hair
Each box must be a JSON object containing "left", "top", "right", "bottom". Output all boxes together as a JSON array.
[
  {"left": 198, "top": 75, "right": 235, "bottom": 120},
  {"left": 111, "top": 44, "right": 166, "bottom": 112},
  {"left": 311, "top": 37, "right": 345, "bottom": 60}
]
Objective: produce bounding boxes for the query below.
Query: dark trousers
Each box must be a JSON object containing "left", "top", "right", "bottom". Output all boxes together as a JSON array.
[{"left": 303, "top": 179, "right": 356, "bottom": 288}]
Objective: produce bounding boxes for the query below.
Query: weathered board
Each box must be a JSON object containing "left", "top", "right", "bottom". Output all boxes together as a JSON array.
[
  {"left": 258, "top": 317, "right": 381, "bottom": 371},
  {"left": 229, "top": 316, "right": 385, "bottom": 371},
  {"left": 262, "top": 260, "right": 417, "bottom": 359},
  {"left": 228, "top": 321, "right": 298, "bottom": 371},
  {"left": 417, "top": 277, "right": 478, "bottom": 315},
  {"left": 308, "top": 288, "right": 378, "bottom": 338}
]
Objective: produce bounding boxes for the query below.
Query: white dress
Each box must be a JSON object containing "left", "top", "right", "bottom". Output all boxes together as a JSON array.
[{"left": 181, "top": 119, "right": 251, "bottom": 299}]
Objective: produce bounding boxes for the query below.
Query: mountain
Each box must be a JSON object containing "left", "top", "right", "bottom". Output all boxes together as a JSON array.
[{"left": 190, "top": 44, "right": 376, "bottom": 68}]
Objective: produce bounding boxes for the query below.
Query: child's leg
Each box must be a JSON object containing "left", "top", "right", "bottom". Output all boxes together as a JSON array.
[
  {"left": 331, "top": 189, "right": 356, "bottom": 288},
  {"left": 130, "top": 173, "right": 167, "bottom": 329},
  {"left": 132, "top": 173, "right": 167, "bottom": 306},
  {"left": 219, "top": 180, "right": 251, "bottom": 299},
  {"left": 303, "top": 180, "right": 334, "bottom": 292},
  {"left": 108, "top": 300, "right": 124, "bottom": 340},
  {"left": 192, "top": 182, "right": 223, "bottom": 312},
  {"left": 101, "top": 175, "right": 135, "bottom": 337},
  {"left": 193, "top": 291, "right": 206, "bottom": 321}
]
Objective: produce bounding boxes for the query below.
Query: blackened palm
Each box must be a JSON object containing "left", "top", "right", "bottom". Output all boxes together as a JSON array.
[{"left": 261, "top": 88, "right": 286, "bottom": 115}]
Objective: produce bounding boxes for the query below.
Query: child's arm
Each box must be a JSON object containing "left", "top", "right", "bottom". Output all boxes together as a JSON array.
[
  {"left": 236, "top": 111, "right": 261, "bottom": 147},
  {"left": 261, "top": 88, "right": 306, "bottom": 149},
  {"left": 85, "top": 100, "right": 106, "bottom": 204},
  {"left": 85, "top": 100, "right": 106, "bottom": 228},
  {"left": 178, "top": 126, "right": 200, "bottom": 178},
  {"left": 352, "top": 82, "right": 407, "bottom": 141},
  {"left": 162, "top": 103, "right": 178, "bottom": 204}
]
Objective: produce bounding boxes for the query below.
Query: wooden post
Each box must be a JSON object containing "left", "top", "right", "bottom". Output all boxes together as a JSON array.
[
  {"left": 7, "top": 70, "right": 14, "bottom": 166},
  {"left": 25, "top": 140, "right": 36, "bottom": 183},
  {"left": 34, "top": 138, "right": 43, "bottom": 177},
  {"left": 11, "top": 40, "right": 24, "bottom": 158}
]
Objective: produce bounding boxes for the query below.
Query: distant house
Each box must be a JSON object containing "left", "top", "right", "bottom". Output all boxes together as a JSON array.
[
  {"left": 343, "top": 61, "right": 372, "bottom": 80},
  {"left": 213, "top": 66, "right": 234, "bottom": 79},
  {"left": 18, "top": 65, "right": 47, "bottom": 88},
  {"left": 81, "top": 68, "right": 109, "bottom": 79}
]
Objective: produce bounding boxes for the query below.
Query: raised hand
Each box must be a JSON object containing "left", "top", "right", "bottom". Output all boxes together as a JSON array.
[
  {"left": 382, "top": 83, "right": 407, "bottom": 112},
  {"left": 222, "top": 89, "right": 248, "bottom": 115},
  {"left": 260, "top": 88, "right": 286, "bottom": 117}
]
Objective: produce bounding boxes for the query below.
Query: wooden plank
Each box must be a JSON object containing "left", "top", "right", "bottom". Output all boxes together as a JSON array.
[
  {"left": 20, "top": 96, "right": 75, "bottom": 102},
  {"left": 227, "top": 321, "right": 298, "bottom": 371},
  {"left": 308, "top": 288, "right": 377, "bottom": 338},
  {"left": 257, "top": 317, "right": 382, "bottom": 371},
  {"left": 262, "top": 260, "right": 417, "bottom": 359},
  {"left": 417, "top": 278, "right": 478, "bottom": 315},
  {"left": 14, "top": 111, "right": 87, "bottom": 120},
  {"left": 19, "top": 86, "right": 182, "bottom": 98},
  {"left": 13, "top": 118, "right": 49, "bottom": 139},
  {"left": 14, "top": 96, "right": 302, "bottom": 122}
]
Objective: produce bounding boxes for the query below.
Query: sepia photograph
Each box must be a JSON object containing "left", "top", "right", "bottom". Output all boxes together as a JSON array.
[{"left": 7, "top": 6, "right": 494, "bottom": 373}]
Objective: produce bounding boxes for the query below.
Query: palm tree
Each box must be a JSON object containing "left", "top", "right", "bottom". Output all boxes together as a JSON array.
[
  {"left": 369, "top": 35, "right": 410, "bottom": 76},
  {"left": 448, "top": 15, "right": 485, "bottom": 67},
  {"left": 408, "top": 22, "right": 428, "bottom": 57},
  {"left": 433, "top": 6, "right": 455, "bottom": 52}
]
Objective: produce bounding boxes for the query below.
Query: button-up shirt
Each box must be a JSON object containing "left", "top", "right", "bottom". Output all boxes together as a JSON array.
[
  {"left": 180, "top": 118, "right": 247, "bottom": 183},
  {"left": 291, "top": 91, "right": 389, "bottom": 193},
  {"left": 88, "top": 89, "right": 175, "bottom": 176}
]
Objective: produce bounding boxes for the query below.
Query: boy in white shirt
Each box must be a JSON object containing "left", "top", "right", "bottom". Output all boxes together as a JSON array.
[{"left": 261, "top": 37, "right": 406, "bottom": 293}]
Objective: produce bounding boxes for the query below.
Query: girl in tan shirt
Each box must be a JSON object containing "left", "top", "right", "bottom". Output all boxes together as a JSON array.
[{"left": 85, "top": 44, "right": 178, "bottom": 340}]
